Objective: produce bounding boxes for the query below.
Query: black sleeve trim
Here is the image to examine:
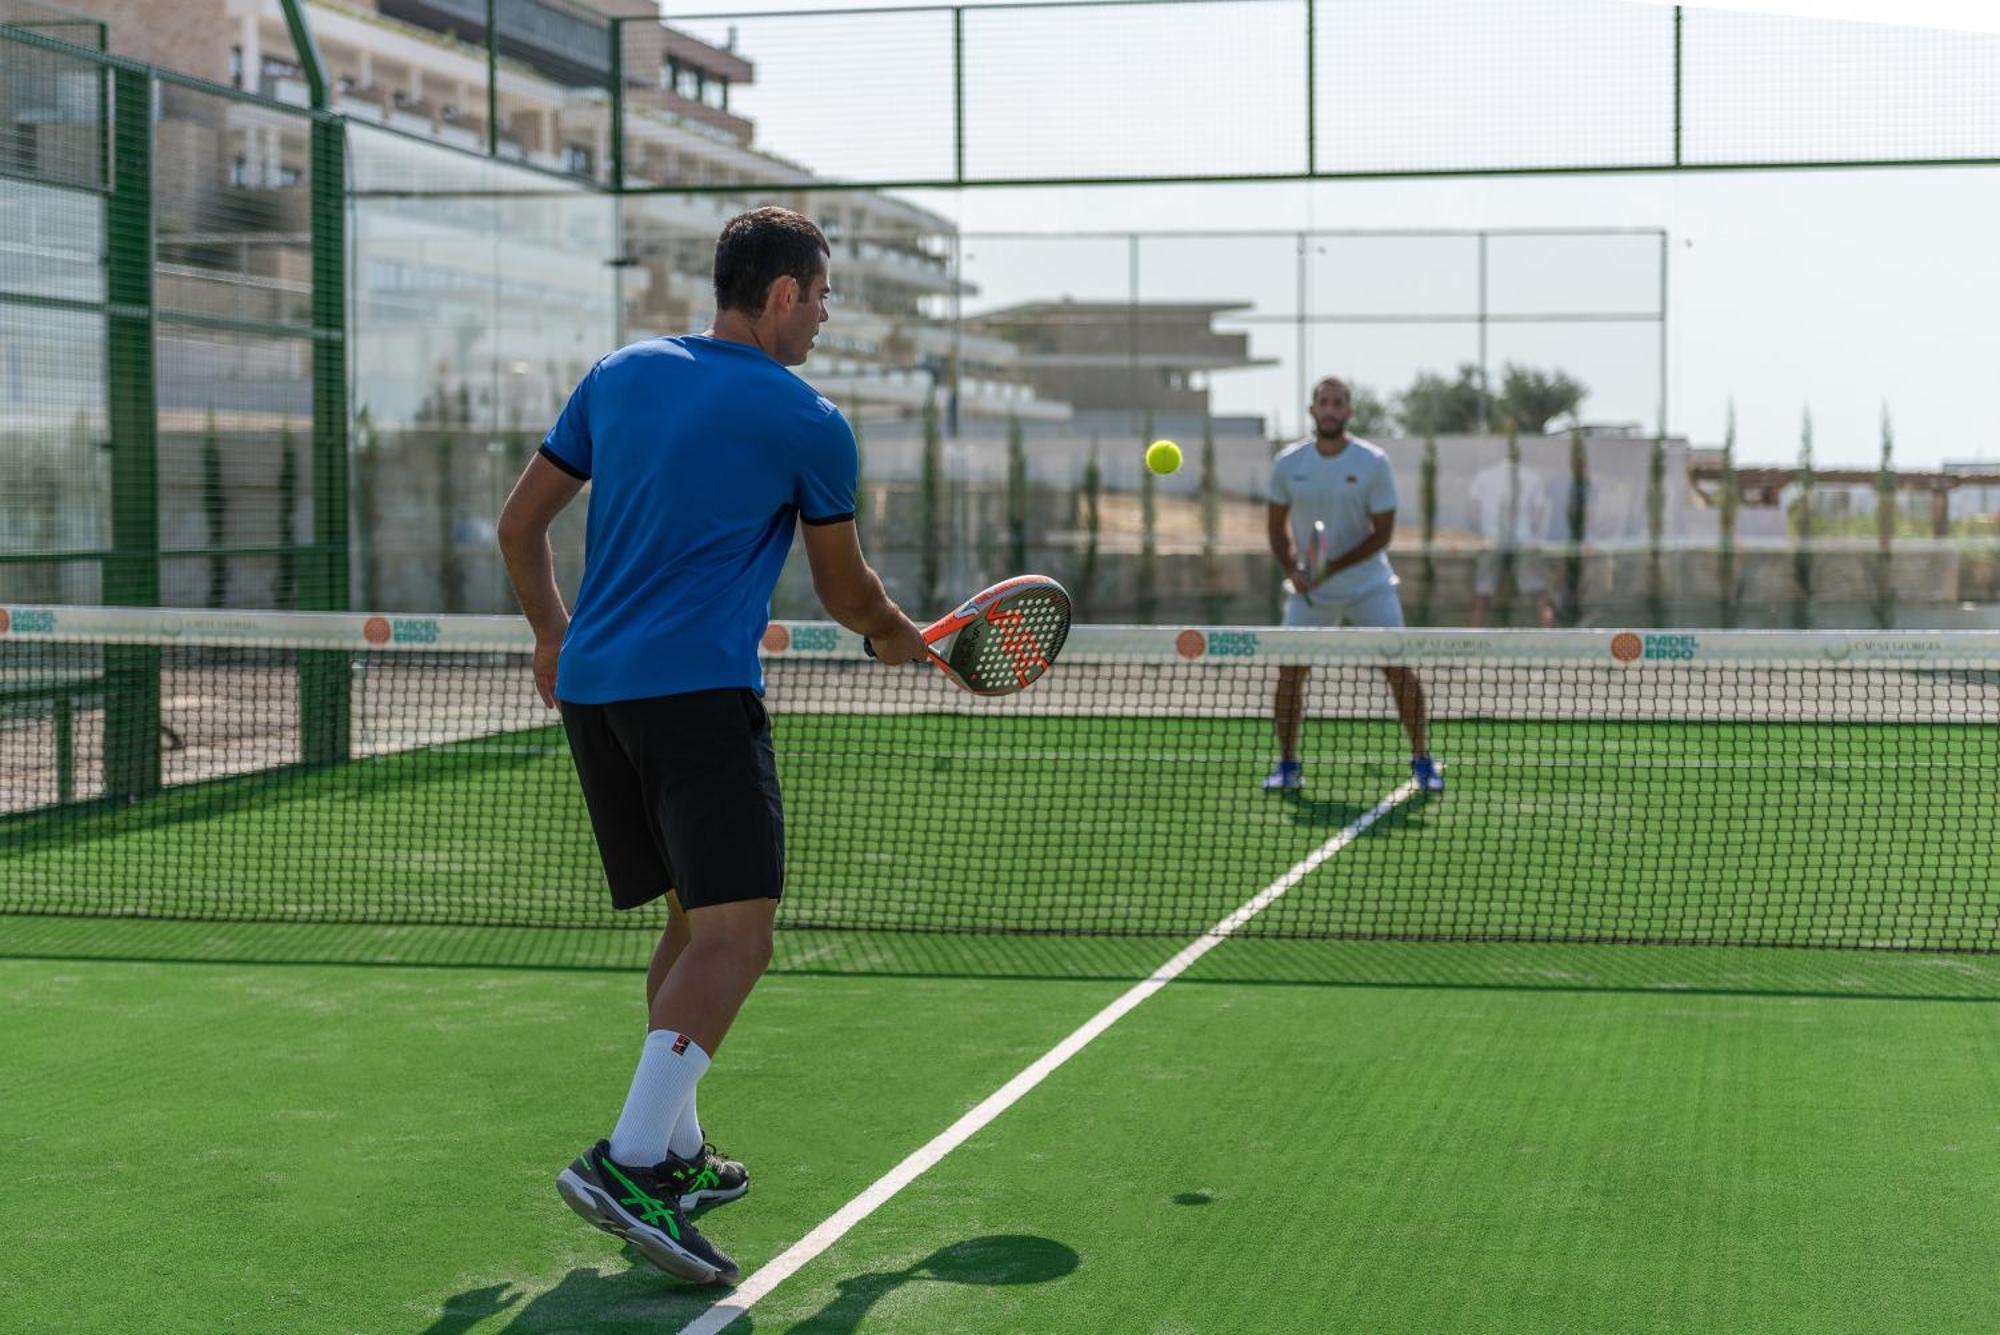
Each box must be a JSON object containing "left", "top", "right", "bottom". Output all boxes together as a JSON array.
[
  {"left": 800, "top": 511, "right": 857, "bottom": 527},
  {"left": 538, "top": 444, "right": 588, "bottom": 481}
]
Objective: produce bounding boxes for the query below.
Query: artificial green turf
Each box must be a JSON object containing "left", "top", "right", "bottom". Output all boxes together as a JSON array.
[
  {"left": 8, "top": 938, "right": 2000, "bottom": 1332},
  {"left": 0, "top": 955, "right": 1129, "bottom": 1334},
  {"left": 6, "top": 714, "right": 1996, "bottom": 951},
  {"left": 747, "top": 951, "right": 2000, "bottom": 1334}
]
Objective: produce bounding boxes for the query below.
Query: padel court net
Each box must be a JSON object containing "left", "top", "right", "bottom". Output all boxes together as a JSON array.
[{"left": 3, "top": 607, "right": 1997, "bottom": 952}]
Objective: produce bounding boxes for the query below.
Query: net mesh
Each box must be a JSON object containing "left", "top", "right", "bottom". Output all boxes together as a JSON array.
[{"left": 4, "top": 607, "right": 1998, "bottom": 952}]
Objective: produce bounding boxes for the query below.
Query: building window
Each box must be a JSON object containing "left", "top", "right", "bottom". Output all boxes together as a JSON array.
[
  {"left": 229, "top": 47, "right": 243, "bottom": 89},
  {"left": 229, "top": 156, "right": 249, "bottom": 187},
  {"left": 702, "top": 79, "right": 727, "bottom": 111},
  {"left": 673, "top": 64, "right": 700, "bottom": 100},
  {"left": 561, "top": 144, "right": 594, "bottom": 176}
]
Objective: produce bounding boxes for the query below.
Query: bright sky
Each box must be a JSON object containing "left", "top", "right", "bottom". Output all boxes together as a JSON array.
[{"left": 664, "top": 0, "right": 2000, "bottom": 467}]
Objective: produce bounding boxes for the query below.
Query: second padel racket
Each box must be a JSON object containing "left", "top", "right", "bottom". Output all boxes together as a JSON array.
[{"left": 865, "top": 574, "right": 1071, "bottom": 695}]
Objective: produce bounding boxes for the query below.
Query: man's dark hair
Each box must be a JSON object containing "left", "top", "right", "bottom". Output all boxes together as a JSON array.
[{"left": 713, "top": 207, "right": 830, "bottom": 315}]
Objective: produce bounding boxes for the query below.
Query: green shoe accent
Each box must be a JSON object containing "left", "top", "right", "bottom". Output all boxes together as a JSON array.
[{"left": 599, "top": 1158, "right": 682, "bottom": 1240}]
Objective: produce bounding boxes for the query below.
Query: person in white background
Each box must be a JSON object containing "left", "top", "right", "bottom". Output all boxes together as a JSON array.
[
  {"left": 1467, "top": 442, "right": 1557, "bottom": 628},
  {"left": 1263, "top": 375, "right": 1443, "bottom": 795}
]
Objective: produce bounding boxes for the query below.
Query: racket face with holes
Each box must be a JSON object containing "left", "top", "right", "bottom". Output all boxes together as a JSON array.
[{"left": 927, "top": 576, "right": 1071, "bottom": 695}]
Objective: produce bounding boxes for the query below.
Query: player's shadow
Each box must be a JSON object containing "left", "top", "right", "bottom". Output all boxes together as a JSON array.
[
  {"left": 422, "top": 1282, "right": 524, "bottom": 1335},
  {"left": 427, "top": 1248, "right": 732, "bottom": 1335},
  {"left": 785, "top": 1233, "right": 1079, "bottom": 1333},
  {"left": 1277, "top": 789, "right": 1433, "bottom": 832}
]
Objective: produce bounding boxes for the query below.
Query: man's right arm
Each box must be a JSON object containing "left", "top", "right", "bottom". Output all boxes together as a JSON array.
[
  {"left": 799, "top": 520, "right": 926, "bottom": 664},
  {"left": 1267, "top": 503, "right": 1308, "bottom": 590},
  {"left": 497, "top": 452, "right": 586, "bottom": 707}
]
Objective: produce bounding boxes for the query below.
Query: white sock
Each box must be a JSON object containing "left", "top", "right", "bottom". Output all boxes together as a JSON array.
[
  {"left": 607, "top": 1029, "right": 710, "bottom": 1167},
  {"left": 668, "top": 1088, "right": 704, "bottom": 1162}
]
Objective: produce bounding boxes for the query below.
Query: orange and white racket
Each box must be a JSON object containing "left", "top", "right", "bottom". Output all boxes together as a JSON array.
[{"left": 865, "top": 574, "right": 1071, "bottom": 695}]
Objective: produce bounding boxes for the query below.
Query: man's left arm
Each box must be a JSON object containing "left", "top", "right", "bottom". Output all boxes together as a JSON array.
[
  {"left": 1321, "top": 454, "right": 1401, "bottom": 578},
  {"left": 1323, "top": 510, "right": 1396, "bottom": 577}
]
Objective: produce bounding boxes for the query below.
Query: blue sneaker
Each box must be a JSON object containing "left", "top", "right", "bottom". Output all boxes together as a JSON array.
[
  {"left": 1261, "top": 760, "right": 1304, "bottom": 791},
  {"left": 1412, "top": 755, "right": 1445, "bottom": 794}
]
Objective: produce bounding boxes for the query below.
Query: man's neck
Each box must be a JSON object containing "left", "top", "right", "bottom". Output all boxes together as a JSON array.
[
  {"left": 706, "top": 314, "right": 775, "bottom": 360},
  {"left": 1313, "top": 431, "right": 1350, "bottom": 457}
]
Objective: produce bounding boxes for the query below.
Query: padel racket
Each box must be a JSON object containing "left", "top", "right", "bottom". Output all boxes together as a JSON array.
[
  {"left": 865, "top": 574, "right": 1071, "bottom": 695},
  {"left": 1300, "top": 520, "right": 1327, "bottom": 605}
]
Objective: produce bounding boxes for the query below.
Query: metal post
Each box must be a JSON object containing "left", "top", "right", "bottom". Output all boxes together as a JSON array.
[
  {"left": 952, "top": 8, "right": 966, "bottom": 186},
  {"left": 949, "top": 231, "right": 966, "bottom": 591},
  {"left": 609, "top": 18, "right": 624, "bottom": 191},
  {"left": 1672, "top": 6, "right": 1683, "bottom": 167},
  {"left": 1657, "top": 229, "right": 1669, "bottom": 437},
  {"left": 949, "top": 231, "right": 963, "bottom": 439},
  {"left": 1129, "top": 232, "right": 1141, "bottom": 441},
  {"left": 55, "top": 695, "right": 75, "bottom": 805},
  {"left": 300, "top": 116, "right": 351, "bottom": 766},
  {"left": 1295, "top": 232, "right": 1307, "bottom": 439},
  {"left": 486, "top": 0, "right": 500, "bottom": 156},
  {"left": 104, "top": 64, "right": 160, "bottom": 800},
  {"left": 277, "top": 0, "right": 327, "bottom": 108},
  {"left": 1476, "top": 231, "right": 1489, "bottom": 432},
  {"left": 1304, "top": 0, "right": 1316, "bottom": 175}
]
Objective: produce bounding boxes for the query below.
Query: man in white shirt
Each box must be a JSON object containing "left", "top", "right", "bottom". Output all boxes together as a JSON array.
[
  {"left": 1466, "top": 447, "right": 1556, "bottom": 628},
  {"left": 1263, "top": 376, "right": 1443, "bottom": 794}
]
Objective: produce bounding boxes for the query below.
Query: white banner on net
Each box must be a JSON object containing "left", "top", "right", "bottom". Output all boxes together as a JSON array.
[{"left": 8, "top": 606, "right": 2000, "bottom": 669}]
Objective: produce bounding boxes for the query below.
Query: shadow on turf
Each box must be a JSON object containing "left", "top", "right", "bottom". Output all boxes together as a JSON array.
[
  {"left": 781, "top": 1233, "right": 1079, "bottom": 1333},
  {"left": 1275, "top": 787, "right": 1434, "bottom": 831},
  {"left": 422, "top": 1235, "right": 1078, "bottom": 1334}
]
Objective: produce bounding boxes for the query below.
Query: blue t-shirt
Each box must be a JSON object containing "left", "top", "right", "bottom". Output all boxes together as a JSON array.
[{"left": 539, "top": 334, "right": 857, "bottom": 703}]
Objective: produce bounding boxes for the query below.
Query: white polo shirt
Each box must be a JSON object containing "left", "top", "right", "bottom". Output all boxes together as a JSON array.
[{"left": 1267, "top": 434, "right": 1399, "bottom": 603}]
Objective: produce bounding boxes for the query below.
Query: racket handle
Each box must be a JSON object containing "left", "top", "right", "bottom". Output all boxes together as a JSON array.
[{"left": 864, "top": 638, "right": 931, "bottom": 668}]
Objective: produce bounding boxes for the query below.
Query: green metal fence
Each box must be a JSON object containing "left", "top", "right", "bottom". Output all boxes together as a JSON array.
[
  {"left": 5, "top": 1, "right": 2000, "bottom": 811},
  {"left": 3, "top": 1, "right": 2000, "bottom": 642}
]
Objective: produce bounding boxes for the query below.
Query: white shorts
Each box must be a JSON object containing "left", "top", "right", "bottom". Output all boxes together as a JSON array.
[
  {"left": 1283, "top": 583, "right": 1406, "bottom": 628},
  {"left": 1474, "top": 550, "right": 1550, "bottom": 597}
]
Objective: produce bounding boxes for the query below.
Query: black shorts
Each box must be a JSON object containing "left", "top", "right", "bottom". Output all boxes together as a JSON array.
[{"left": 559, "top": 688, "right": 784, "bottom": 912}]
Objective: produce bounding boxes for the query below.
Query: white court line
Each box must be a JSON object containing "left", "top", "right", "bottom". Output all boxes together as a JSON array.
[{"left": 679, "top": 776, "right": 1424, "bottom": 1335}]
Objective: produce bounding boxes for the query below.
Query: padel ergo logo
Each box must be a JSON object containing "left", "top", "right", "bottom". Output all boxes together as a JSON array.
[
  {"left": 761, "top": 624, "right": 837, "bottom": 653},
  {"left": 0, "top": 607, "right": 56, "bottom": 635},
  {"left": 1178, "top": 629, "right": 1257, "bottom": 659},
  {"left": 1611, "top": 632, "right": 1699, "bottom": 663},
  {"left": 363, "top": 616, "right": 440, "bottom": 646}
]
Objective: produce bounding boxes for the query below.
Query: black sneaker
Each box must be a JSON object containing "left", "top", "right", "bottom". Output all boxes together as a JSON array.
[
  {"left": 555, "top": 1140, "right": 739, "bottom": 1285},
  {"left": 670, "top": 1144, "right": 750, "bottom": 1210}
]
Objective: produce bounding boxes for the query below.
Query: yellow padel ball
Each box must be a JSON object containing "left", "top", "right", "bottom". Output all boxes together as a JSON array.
[{"left": 1145, "top": 440, "right": 1183, "bottom": 475}]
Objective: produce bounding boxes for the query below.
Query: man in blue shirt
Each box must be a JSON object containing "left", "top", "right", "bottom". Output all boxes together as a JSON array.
[{"left": 497, "top": 206, "right": 924, "bottom": 1286}]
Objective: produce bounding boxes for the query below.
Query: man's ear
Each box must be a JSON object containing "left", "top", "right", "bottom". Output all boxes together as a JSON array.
[{"left": 766, "top": 274, "right": 798, "bottom": 315}]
